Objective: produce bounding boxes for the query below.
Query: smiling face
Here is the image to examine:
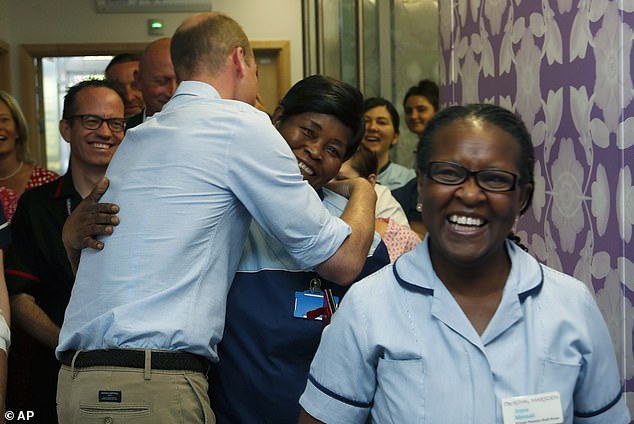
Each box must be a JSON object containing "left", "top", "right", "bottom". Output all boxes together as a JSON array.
[
  {"left": 404, "top": 95, "right": 436, "bottom": 136},
  {"left": 106, "top": 60, "right": 144, "bottom": 118},
  {"left": 362, "top": 105, "right": 398, "bottom": 163},
  {"left": 418, "top": 119, "right": 532, "bottom": 271},
  {"left": 137, "top": 39, "right": 177, "bottom": 116},
  {"left": 276, "top": 112, "right": 352, "bottom": 190},
  {"left": 59, "top": 86, "right": 125, "bottom": 171},
  {"left": 0, "top": 100, "right": 18, "bottom": 156}
]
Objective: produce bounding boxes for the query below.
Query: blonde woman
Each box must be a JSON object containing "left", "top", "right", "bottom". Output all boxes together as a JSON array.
[{"left": 0, "top": 91, "right": 58, "bottom": 220}]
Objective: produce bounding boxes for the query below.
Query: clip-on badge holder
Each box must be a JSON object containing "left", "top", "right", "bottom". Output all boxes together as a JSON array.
[
  {"left": 294, "top": 290, "right": 338, "bottom": 326},
  {"left": 294, "top": 277, "right": 339, "bottom": 326},
  {"left": 306, "top": 288, "right": 337, "bottom": 326}
]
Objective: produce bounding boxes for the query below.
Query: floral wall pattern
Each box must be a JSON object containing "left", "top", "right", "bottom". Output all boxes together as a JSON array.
[{"left": 440, "top": 0, "right": 634, "bottom": 417}]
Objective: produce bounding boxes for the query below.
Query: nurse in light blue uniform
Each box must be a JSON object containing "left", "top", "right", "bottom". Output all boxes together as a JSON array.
[
  {"left": 299, "top": 104, "right": 630, "bottom": 424},
  {"left": 300, "top": 240, "right": 628, "bottom": 423}
]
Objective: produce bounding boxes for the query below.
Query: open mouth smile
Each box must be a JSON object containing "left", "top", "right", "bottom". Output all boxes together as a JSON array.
[
  {"left": 298, "top": 160, "right": 315, "bottom": 176},
  {"left": 448, "top": 214, "right": 486, "bottom": 231}
]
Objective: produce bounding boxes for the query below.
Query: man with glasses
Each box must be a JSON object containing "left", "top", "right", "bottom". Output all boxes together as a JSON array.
[{"left": 5, "top": 79, "right": 125, "bottom": 423}]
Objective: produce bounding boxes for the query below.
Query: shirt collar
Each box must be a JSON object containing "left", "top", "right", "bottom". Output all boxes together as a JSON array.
[
  {"left": 53, "top": 168, "right": 79, "bottom": 201},
  {"left": 378, "top": 161, "right": 392, "bottom": 175},
  {"left": 393, "top": 237, "right": 544, "bottom": 301},
  {"left": 170, "top": 80, "right": 221, "bottom": 102}
]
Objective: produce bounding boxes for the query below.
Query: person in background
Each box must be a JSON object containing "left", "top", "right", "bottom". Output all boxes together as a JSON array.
[
  {"left": 298, "top": 104, "right": 629, "bottom": 423},
  {"left": 56, "top": 13, "right": 375, "bottom": 424},
  {"left": 105, "top": 53, "right": 145, "bottom": 118},
  {"left": 393, "top": 80, "right": 440, "bottom": 237},
  {"left": 125, "top": 37, "right": 177, "bottom": 129},
  {"left": 339, "top": 145, "right": 409, "bottom": 227},
  {"left": 336, "top": 145, "right": 420, "bottom": 262},
  {"left": 6, "top": 79, "right": 125, "bottom": 424},
  {"left": 402, "top": 79, "right": 439, "bottom": 138},
  {"left": 0, "top": 90, "right": 59, "bottom": 417},
  {"left": 0, "top": 91, "right": 58, "bottom": 221},
  {"left": 361, "top": 97, "right": 415, "bottom": 191},
  {"left": 210, "top": 75, "right": 389, "bottom": 424}
]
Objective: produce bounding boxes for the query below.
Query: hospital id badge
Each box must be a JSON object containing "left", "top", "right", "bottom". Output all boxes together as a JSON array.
[
  {"left": 293, "top": 291, "right": 339, "bottom": 320},
  {"left": 502, "top": 392, "right": 563, "bottom": 424}
]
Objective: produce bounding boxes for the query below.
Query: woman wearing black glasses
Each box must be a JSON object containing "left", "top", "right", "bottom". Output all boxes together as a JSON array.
[{"left": 299, "top": 104, "right": 629, "bottom": 423}]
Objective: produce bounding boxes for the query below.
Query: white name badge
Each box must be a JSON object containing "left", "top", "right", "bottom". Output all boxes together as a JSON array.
[{"left": 502, "top": 392, "right": 564, "bottom": 424}]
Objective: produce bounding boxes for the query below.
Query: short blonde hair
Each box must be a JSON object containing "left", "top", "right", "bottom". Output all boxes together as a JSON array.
[
  {"left": 0, "top": 90, "right": 31, "bottom": 162},
  {"left": 171, "top": 12, "right": 253, "bottom": 81}
]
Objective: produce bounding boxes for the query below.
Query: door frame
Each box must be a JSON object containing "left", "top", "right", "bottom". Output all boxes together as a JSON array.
[
  {"left": 20, "top": 40, "right": 290, "bottom": 166},
  {"left": 0, "top": 39, "right": 10, "bottom": 92}
]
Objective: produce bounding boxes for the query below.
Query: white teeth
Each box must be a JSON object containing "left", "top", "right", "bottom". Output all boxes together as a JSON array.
[
  {"left": 449, "top": 214, "right": 484, "bottom": 227},
  {"left": 92, "top": 143, "right": 111, "bottom": 149},
  {"left": 298, "top": 161, "right": 314, "bottom": 176}
]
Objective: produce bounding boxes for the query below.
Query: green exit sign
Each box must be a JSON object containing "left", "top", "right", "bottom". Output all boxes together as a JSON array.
[{"left": 148, "top": 19, "right": 164, "bottom": 36}]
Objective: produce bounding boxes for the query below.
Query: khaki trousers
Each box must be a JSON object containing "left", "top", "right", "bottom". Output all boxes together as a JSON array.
[{"left": 57, "top": 362, "right": 215, "bottom": 424}]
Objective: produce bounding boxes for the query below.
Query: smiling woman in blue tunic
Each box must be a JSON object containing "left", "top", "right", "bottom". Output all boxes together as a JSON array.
[{"left": 298, "top": 104, "right": 630, "bottom": 424}]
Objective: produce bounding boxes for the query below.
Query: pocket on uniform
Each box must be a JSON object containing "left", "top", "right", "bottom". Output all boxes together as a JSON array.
[
  {"left": 375, "top": 358, "right": 425, "bottom": 423},
  {"left": 538, "top": 359, "right": 581, "bottom": 417}
]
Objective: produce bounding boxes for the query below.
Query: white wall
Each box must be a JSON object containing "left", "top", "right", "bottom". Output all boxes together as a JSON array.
[
  {"left": 4, "top": 0, "right": 303, "bottom": 97},
  {"left": 0, "top": 0, "right": 8, "bottom": 40}
]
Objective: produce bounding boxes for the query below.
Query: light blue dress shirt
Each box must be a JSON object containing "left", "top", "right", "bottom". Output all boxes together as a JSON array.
[
  {"left": 300, "top": 238, "right": 630, "bottom": 424},
  {"left": 56, "top": 81, "right": 351, "bottom": 362}
]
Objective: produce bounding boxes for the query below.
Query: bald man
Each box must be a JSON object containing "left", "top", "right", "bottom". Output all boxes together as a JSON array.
[{"left": 126, "top": 37, "right": 177, "bottom": 129}]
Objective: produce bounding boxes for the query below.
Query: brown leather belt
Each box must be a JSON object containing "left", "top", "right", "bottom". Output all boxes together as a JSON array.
[{"left": 59, "top": 349, "right": 209, "bottom": 373}]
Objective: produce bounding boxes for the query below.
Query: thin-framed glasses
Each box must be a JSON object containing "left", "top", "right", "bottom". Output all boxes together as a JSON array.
[
  {"left": 426, "top": 161, "right": 518, "bottom": 192},
  {"left": 69, "top": 114, "right": 126, "bottom": 133}
]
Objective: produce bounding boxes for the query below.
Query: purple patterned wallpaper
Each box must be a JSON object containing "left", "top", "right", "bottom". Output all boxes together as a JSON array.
[{"left": 440, "top": 0, "right": 633, "bottom": 416}]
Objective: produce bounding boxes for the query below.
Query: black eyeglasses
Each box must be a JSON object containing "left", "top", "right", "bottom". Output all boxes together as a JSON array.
[
  {"left": 69, "top": 114, "right": 126, "bottom": 133},
  {"left": 426, "top": 161, "right": 519, "bottom": 192}
]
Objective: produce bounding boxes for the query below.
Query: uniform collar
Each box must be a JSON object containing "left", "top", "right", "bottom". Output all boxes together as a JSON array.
[
  {"left": 393, "top": 237, "right": 544, "bottom": 302},
  {"left": 378, "top": 161, "right": 392, "bottom": 175}
]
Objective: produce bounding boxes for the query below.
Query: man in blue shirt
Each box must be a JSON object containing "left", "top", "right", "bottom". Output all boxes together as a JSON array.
[{"left": 56, "top": 12, "right": 376, "bottom": 424}]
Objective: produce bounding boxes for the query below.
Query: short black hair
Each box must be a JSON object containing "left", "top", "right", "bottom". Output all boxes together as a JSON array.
[
  {"left": 362, "top": 97, "right": 400, "bottom": 134},
  {"left": 276, "top": 75, "right": 364, "bottom": 160},
  {"left": 105, "top": 53, "right": 141, "bottom": 77},
  {"left": 403, "top": 79, "right": 439, "bottom": 111},
  {"left": 62, "top": 79, "right": 125, "bottom": 119}
]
